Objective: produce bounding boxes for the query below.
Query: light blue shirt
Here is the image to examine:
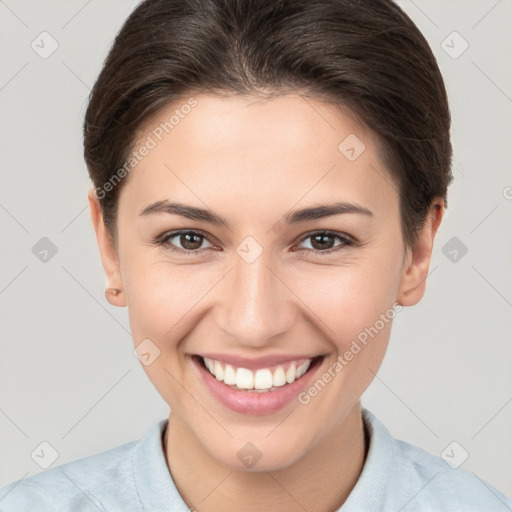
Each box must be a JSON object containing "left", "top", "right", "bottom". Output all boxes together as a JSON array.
[{"left": 1, "top": 408, "right": 511, "bottom": 511}]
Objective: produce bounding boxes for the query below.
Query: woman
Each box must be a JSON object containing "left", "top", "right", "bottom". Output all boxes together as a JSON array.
[{"left": 1, "top": 0, "right": 510, "bottom": 510}]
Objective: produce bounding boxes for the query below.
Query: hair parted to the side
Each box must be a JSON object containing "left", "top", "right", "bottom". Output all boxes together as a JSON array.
[{"left": 83, "top": 0, "right": 453, "bottom": 252}]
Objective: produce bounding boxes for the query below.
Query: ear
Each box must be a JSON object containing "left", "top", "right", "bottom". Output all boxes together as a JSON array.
[
  {"left": 88, "top": 189, "right": 126, "bottom": 307},
  {"left": 397, "top": 199, "right": 445, "bottom": 307}
]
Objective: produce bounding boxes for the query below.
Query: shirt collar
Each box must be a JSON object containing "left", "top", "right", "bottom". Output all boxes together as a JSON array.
[
  {"left": 132, "top": 418, "right": 190, "bottom": 511},
  {"left": 338, "top": 407, "right": 395, "bottom": 511},
  {"left": 132, "top": 407, "right": 394, "bottom": 511}
]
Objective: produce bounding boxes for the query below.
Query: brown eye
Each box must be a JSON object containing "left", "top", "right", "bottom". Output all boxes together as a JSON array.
[
  {"left": 310, "top": 233, "right": 336, "bottom": 250},
  {"left": 297, "top": 231, "right": 354, "bottom": 253},
  {"left": 159, "top": 231, "right": 213, "bottom": 253},
  {"left": 177, "top": 232, "right": 204, "bottom": 250}
]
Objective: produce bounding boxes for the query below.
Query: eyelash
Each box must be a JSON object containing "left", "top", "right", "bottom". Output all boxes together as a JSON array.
[{"left": 153, "top": 229, "right": 356, "bottom": 256}]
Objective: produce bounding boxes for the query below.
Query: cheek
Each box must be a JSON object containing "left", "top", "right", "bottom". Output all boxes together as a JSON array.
[
  {"left": 125, "top": 259, "right": 209, "bottom": 345},
  {"left": 289, "top": 263, "right": 399, "bottom": 431},
  {"left": 290, "top": 257, "right": 400, "bottom": 345},
  {"left": 123, "top": 259, "right": 214, "bottom": 408}
]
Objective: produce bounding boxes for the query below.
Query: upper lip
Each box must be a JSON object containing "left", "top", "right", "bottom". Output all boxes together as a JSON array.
[{"left": 195, "top": 353, "right": 323, "bottom": 370}]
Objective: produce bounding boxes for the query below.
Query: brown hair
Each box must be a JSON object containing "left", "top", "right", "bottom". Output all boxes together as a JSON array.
[{"left": 83, "top": 0, "right": 453, "bottom": 251}]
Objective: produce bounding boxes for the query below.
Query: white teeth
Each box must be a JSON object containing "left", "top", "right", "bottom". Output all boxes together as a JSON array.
[
  {"left": 285, "top": 362, "right": 297, "bottom": 384},
  {"left": 296, "top": 360, "right": 311, "bottom": 378},
  {"left": 254, "top": 369, "right": 273, "bottom": 390},
  {"left": 224, "top": 364, "right": 236, "bottom": 385},
  {"left": 235, "top": 368, "right": 254, "bottom": 389},
  {"left": 213, "top": 360, "right": 224, "bottom": 381},
  {"left": 202, "top": 356, "right": 315, "bottom": 391},
  {"left": 204, "top": 357, "right": 215, "bottom": 373},
  {"left": 272, "top": 366, "right": 287, "bottom": 387}
]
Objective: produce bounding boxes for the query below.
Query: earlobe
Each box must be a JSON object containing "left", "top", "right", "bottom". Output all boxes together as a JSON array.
[
  {"left": 87, "top": 189, "right": 126, "bottom": 307},
  {"left": 397, "top": 200, "right": 445, "bottom": 307}
]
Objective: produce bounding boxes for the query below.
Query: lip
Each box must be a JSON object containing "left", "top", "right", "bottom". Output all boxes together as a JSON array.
[
  {"left": 191, "top": 354, "right": 324, "bottom": 415},
  {"left": 197, "top": 352, "right": 320, "bottom": 370}
]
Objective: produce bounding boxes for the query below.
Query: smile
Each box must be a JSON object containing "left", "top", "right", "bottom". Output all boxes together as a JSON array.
[
  {"left": 191, "top": 354, "right": 325, "bottom": 415},
  {"left": 202, "top": 356, "right": 314, "bottom": 392}
]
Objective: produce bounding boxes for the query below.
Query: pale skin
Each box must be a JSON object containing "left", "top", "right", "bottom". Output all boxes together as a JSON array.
[{"left": 88, "top": 93, "right": 444, "bottom": 512}]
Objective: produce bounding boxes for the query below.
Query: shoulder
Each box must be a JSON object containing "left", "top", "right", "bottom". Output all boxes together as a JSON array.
[
  {"left": 361, "top": 409, "right": 512, "bottom": 511},
  {"left": 0, "top": 421, "right": 166, "bottom": 512},
  {"left": 0, "top": 440, "right": 139, "bottom": 512},
  {"left": 394, "top": 438, "right": 511, "bottom": 509}
]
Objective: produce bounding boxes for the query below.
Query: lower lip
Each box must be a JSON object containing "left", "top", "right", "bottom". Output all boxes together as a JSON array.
[{"left": 191, "top": 355, "right": 324, "bottom": 415}]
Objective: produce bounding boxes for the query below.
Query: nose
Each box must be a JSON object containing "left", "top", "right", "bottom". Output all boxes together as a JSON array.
[{"left": 214, "top": 249, "right": 296, "bottom": 347}]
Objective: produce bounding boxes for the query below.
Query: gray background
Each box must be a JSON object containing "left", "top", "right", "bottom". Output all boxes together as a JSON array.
[{"left": 1, "top": 0, "right": 511, "bottom": 499}]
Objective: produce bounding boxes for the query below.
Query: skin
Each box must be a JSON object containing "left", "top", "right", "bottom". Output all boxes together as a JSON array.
[{"left": 88, "top": 93, "right": 444, "bottom": 512}]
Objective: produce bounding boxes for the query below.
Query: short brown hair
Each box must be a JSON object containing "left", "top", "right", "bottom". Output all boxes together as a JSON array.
[{"left": 83, "top": 0, "right": 453, "bottom": 250}]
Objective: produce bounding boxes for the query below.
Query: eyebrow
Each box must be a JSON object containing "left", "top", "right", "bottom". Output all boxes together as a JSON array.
[{"left": 139, "top": 200, "right": 373, "bottom": 227}]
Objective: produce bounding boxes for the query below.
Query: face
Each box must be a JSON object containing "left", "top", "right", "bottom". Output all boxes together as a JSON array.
[{"left": 89, "top": 93, "right": 442, "bottom": 472}]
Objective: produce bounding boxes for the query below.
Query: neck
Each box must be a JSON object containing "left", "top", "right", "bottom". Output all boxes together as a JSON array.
[{"left": 163, "top": 403, "right": 368, "bottom": 512}]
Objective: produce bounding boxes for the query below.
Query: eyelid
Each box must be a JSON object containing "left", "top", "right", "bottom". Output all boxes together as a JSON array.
[
  {"left": 155, "top": 229, "right": 356, "bottom": 255},
  {"left": 155, "top": 229, "right": 216, "bottom": 253},
  {"left": 292, "top": 230, "right": 355, "bottom": 252}
]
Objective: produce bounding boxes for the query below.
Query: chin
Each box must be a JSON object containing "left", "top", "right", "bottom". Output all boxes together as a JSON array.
[{"left": 208, "top": 439, "right": 306, "bottom": 473}]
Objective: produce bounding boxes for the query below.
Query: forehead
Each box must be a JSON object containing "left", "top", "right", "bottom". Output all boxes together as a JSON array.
[{"left": 119, "top": 93, "right": 399, "bottom": 225}]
